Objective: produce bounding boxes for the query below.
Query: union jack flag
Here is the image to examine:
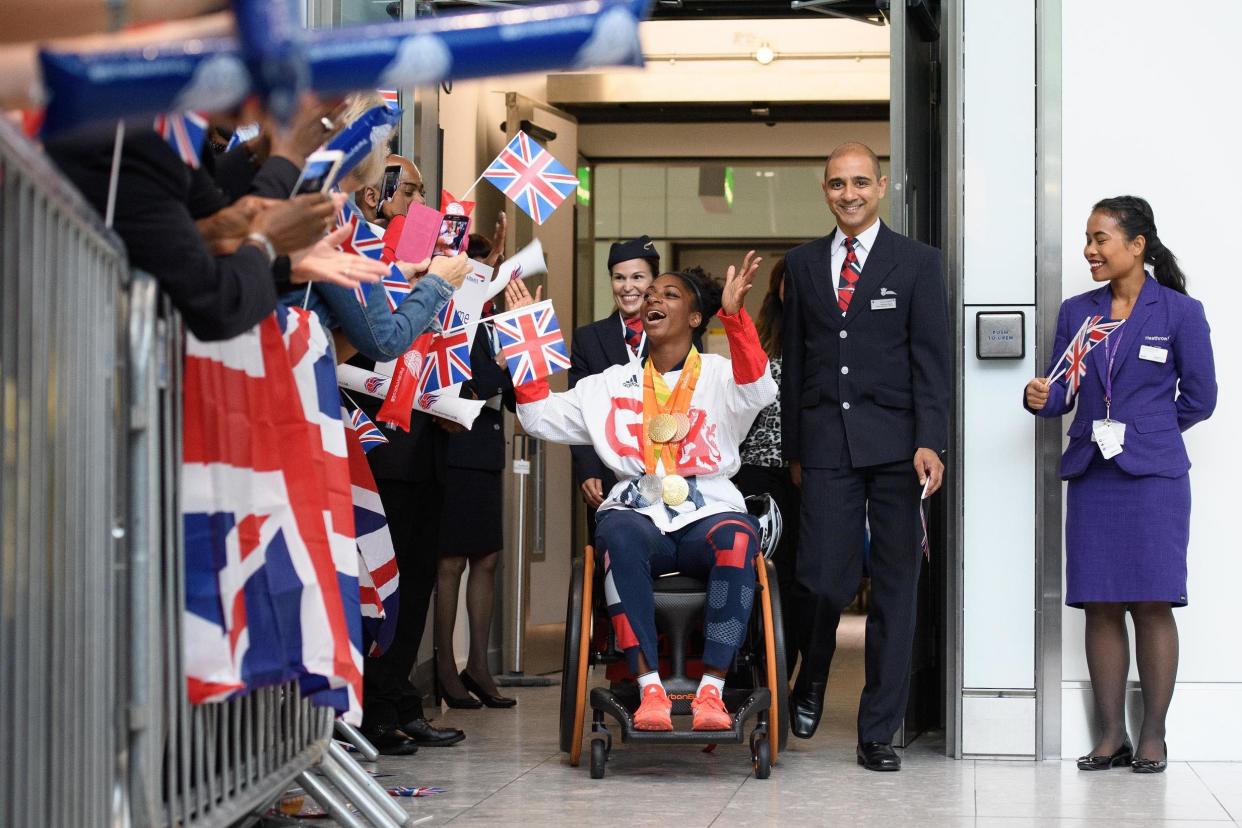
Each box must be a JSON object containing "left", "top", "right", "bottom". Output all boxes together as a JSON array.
[
  {"left": 492, "top": 300, "right": 571, "bottom": 386},
  {"left": 225, "top": 122, "right": 261, "bottom": 152},
  {"left": 155, "top": 111, "right": 209, "bottom": 169},
  {"left": 379, "top": 89, "right": 400, "bottom": 110},
  {"left": 481, "top": 131, "right": 579, "bottom": 225},
  {"left": 347, "top": 407, "right": 389, "bottom": 453},
  {"left": 336, "top": 201, "right": 412, "bottom": 309},
  {"left": 182, "top": 306, "right": 364, "bottom": 723},
  {"left": 1050, "top": 315, "right": 1125, "bottom": 401},
  {"left": 417, "top": 327, "right": 474, "bottom": 395},
  {"left": 343, "top": 409, "right": 399, "bottom": 656},
  {"left": 435, "top": 298, "right": 473, "bottom": 333}
]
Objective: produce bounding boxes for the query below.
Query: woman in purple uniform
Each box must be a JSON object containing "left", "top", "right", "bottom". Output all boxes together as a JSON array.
[{"left": 1025, "top": 196, "right": 1216, "bottom": 773}]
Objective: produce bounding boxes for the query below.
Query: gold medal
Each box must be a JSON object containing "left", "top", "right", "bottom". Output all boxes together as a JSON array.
[
  {"left": 661, "top": 474, "right": 689, "bottom": 507},
  {"left": 671, "top": 412, "right": 691, "bottom": 443},
  {"left": 648, "top": 413, "right": 678, "bottom": 444}
]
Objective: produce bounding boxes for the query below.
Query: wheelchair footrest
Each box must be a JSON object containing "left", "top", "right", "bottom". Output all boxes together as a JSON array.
[{"left": 589, "top": 686, "right": 770, "bottom": 745}]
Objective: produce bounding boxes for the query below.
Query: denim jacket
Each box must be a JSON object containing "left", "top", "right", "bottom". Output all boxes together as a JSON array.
[{"left": 281, "top": 274, "right": 454, "bottom": 362}]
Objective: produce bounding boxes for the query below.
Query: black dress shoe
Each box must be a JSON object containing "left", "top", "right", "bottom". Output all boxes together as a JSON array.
[
  {"left": 442, "top": 690, "right": 484, "bottom": 710},
  {"left": 400, "top": 717, "right": 465, "bottom": 746},
  {"left": 1076, "top": 738, "right": 1133, "bottom": 771},
  {"left": 360, "top": 726, "right": 419, "bottom": 756},
  {"left": 1132, "top": 741, "right": 1167, "bottom": 774},
  {"left": 460, "top": 670, "right": 517, "bottom": 708},
  {"left": 788, "top": 681, "right": 826, "bottom": 740},
  {"left": 857, "top": 741, "right": 901, "bottom": 771}
]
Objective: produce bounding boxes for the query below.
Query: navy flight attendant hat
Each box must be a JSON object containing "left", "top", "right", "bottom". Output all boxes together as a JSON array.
[{"left": 607, "top": 235, "right": 660, "bottom": 272}]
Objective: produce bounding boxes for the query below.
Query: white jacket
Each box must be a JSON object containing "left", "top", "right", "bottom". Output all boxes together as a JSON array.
[{"left": 515, "top": 309, "right": 777, "bottom": 532}]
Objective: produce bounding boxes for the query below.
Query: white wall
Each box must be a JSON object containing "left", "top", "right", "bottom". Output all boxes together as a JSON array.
[
  {"left": 1058, "top": 0, "right": 1242, "bottom": 760},
  {"left": 959, "top": 0, "right": 1039, "bottom": 757}
]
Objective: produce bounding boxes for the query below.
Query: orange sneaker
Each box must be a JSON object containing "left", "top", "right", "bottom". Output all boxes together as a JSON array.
[
  {"left": 691, "top": 684, "right": 732, "bottom": 731},
  {"left": 633, "top": 683, "right": 673, "bottom": 731}
]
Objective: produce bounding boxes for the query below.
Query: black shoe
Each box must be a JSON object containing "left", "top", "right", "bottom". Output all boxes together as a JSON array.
[
  {"left": 788, "top": 681, "right": 826, "bottom": 740},
  {"left": 460, "top": 670, "right": 517, "bottom": 708},
  {"left": 1132, "top": 741, "right": 1167, "bottom": 774},
  {"left": 441, "top": 689, "right": 484, "bottom": 710},
  {"left": 360, "top": 725, "right": 419, "bottom": 756},
  {"left": 856, "top": 741, "right": 901, "bottom": 772},
  {"left": 1076, "top": 738, "right": 1133, "bottom": 771},
  {"left": 400, "top": 718, "right": 466, "bottom": 746}
]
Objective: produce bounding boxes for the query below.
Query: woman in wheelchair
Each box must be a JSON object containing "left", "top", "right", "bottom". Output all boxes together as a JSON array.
[{"left": 508, "top": 252, "right": 777, "bottom": 732}]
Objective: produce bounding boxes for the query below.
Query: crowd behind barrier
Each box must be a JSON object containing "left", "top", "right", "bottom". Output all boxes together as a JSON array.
[{"left": 0, "top": 116, "right": 411, "bottom": 828}]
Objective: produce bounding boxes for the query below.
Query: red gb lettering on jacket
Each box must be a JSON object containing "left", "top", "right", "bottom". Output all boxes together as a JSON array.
[{"left": 604, "top": 397, "right": 644, "bottom": 459}]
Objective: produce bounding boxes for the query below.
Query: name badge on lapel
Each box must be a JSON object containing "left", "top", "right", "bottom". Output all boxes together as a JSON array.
[
  {"left": 1138, "top": 344, "right": 1168, "bottom": 363},
  {"left": 871, "top": 297, "right": 897, "bottom": 311}
]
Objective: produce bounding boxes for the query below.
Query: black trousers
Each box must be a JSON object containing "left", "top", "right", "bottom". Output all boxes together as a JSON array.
[
  {"left": 797, "top": 459, "right": 923, "bottom": 744},
  {"left": 731, "top": 463, "right": 807, "bottom": 677},
  {"left": 361, "top": 477, "right": 444, "bottom": 729}
]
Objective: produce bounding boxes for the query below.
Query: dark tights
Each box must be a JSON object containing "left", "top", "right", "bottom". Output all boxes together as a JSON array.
[{"left": 1083, "top": 601, "right": 1177, "bottom": 761}]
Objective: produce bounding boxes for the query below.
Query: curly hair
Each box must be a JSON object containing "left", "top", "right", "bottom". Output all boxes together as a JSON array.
[{"left": 661, "top": 266, "right": 723, "bottom": 339}]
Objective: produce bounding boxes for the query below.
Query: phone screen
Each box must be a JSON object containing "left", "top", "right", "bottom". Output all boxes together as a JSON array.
[
  {"left": 295, "top": 155, "right": 339, "bottom": 195},
  {"left": 435, "top": 214, "right": 471, "bottom": 256}
]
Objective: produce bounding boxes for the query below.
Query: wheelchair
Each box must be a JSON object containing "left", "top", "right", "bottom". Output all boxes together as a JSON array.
[{"left": 559, "top": 495, "right": 789, "bottom": 780}]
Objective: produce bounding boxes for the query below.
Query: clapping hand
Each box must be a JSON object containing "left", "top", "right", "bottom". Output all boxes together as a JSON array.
[
  {"left": 722, "top": 250, "right": 762, "bottom": 316},
  {"left": 482, "top": 211, "right": 508, "bottom": 269},
  {"left": 503, "top": 276, "right": 543, "bottom": 311}
]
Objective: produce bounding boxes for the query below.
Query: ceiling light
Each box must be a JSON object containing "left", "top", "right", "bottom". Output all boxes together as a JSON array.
[{"left": 754, "top": 44, "right": 775, "bottom": 65}]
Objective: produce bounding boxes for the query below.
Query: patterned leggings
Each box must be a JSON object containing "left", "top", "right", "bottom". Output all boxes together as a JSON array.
[{"left": 594, "top": 509, "right": 759, "bottom": 675}]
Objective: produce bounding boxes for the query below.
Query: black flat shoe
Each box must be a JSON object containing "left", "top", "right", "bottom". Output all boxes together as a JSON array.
[
  {"left": 441, "top": 689, "right": 484, "bottom": 710},
  {"left": 857, "top": 741, "right": 901, "bottom": 772},
  {"left": 788, "top": 681, "right": 826, "bottom": 740},
  {"left": 1076, "top": 738, "right": 1133, "bottom": 771},
  {"left": 400, "top": 718, "right": 465, "bottom": 746},
  {"left": 460, "top": 670, "right": 517, "bottom": 708},
  {"left": 360, "top": 725, "right": 419, "bottom": 756},
  {"left": 1132, "top": 742, "right": 1167, "bottom": 774}
]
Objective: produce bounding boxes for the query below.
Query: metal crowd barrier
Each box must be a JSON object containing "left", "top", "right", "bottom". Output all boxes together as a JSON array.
[{"left": 1, "top": 118, "right": 407, "bottom": 828}]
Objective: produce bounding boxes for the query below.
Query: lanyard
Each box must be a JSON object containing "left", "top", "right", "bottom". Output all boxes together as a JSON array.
[
  {"left": 642, "top": 349, "right": 701, "bottom": 475},
  {"left": 1103, "top": 329, "right": 1124, "bottom": 421}
]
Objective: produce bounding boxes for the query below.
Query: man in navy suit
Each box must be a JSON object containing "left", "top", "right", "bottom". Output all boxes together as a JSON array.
[
  {"left": 568, "top": 236, "right": 659, "bottom": 532},
  {"left": 782, "top": 143, "right": 951, "bottom": 771}
]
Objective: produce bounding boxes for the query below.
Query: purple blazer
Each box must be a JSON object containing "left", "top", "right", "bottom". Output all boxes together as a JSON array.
[{"left": 1028, "top": 277, "right": 1216, "bottom": 479}]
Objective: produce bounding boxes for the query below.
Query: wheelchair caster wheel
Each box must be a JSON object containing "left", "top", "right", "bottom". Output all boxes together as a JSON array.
[
  {"left": 590, "top": 738, "right": 607, "bottom": 779},
  {"left": 752, "top": 738, "right": 771, "bottom": 779}
]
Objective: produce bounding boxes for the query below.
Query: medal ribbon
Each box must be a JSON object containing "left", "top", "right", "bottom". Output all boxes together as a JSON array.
[{"left": 642, "top": 348, "right": 701, "bottom": 475}]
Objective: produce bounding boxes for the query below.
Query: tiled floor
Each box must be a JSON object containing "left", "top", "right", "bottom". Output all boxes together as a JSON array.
[{"left": 322, "top": 616, "right": 1242, "bottom": 826}]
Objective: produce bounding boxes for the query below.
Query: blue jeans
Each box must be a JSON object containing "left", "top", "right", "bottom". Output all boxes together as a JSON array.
[{"left": 280, "top": 274, "right": 453, "bottom": 362}]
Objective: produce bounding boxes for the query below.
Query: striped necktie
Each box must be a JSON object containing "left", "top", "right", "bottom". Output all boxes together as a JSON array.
[{"left": 837, "top": 236, "right": 861, "bottom": 313}]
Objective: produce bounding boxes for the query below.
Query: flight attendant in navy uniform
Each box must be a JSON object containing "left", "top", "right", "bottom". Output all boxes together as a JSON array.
[
  {"left": 782, "top": 142, "right": 952, "bottom": 771},
  {"left": 1025, "top": 196, "right": 1216, "bottom": 773},
  {"left": 569, "top": 236, "right": 659, "bottom": 533}
]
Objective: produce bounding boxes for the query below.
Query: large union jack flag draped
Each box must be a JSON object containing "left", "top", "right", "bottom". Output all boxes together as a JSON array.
[
  {"left": 491, "top": 300, "right": 571, "bottom": 386},
  {"left": 155, "top": 111, "right": 208, "bottom": 169},
  {"left": 182, "top": 305, "right": 364, "bottom": 723},
  {"left": 1050, "top": 315, "right": 1125, "bottom": 402},
  {"left": 481, "top": 131, "right": 579, "bottom": 225}
]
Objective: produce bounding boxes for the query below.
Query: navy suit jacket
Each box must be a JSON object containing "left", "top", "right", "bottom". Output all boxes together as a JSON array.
[
  {"left": 781, "top": 221, "right": 952, "bottom": 469},
  {"left": 568, "top": 311, "right": 639, "bottom": 490},
  {"left": 1029, "top": 277, "right": 1216, "bottom": 479}
]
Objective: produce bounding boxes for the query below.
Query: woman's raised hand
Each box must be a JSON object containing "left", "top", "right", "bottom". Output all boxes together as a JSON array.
[
  {"left": 1025, "top": 377, "right": 1050, "bottom": 411},
  {"left": 503, "top": 276, "right": 543, "bottom": 311},
  {"left": 722, "top": 249, "right": 762, "bottom": 316}
]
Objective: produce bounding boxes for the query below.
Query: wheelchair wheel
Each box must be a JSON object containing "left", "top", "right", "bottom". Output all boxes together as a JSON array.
[
  {"left": 765, "top": 559, "right": 790, "bottom": 752},
  {"left": 560, "top": 550, "right": 595, "bottom": 764},
  {"left": 756, "top": 558, "right": 790, "bottom": 756},
  {"left": 589, "top": 737, "right": 607, "bottom": 779},
  {"left": 752, "top": 737, "right": 772, "bottom": 780}
]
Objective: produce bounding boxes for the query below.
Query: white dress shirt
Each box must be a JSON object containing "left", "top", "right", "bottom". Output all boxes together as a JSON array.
[{"left": 828, "top": 218, "right": 882, "bottom": 316}]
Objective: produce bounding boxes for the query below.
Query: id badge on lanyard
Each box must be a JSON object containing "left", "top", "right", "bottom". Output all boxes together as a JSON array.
[{"left": 1092, "top": 331, "right": 1126, "bottom": 459}]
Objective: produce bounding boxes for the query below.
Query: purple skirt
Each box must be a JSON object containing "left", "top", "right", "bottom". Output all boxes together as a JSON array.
[{"left": 1065, "top": 457, "right": 1190, "bottom": 608}]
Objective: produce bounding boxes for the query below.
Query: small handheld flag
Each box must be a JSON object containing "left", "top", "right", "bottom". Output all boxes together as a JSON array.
[
  {"left": 481, "top": 131, "right": 579, "bottom": 225},
  {"left": 347, "top": 407, "right": 389, "bottom": 453},
  {"left": 490, "top": 300, "right": 571, "bottom": 385},
  {"left": 155, "top": 111, "right": 208, "bottom": 168},
  {"left": 1048, "top": 315, "right": 1125, "bottom": 401}
]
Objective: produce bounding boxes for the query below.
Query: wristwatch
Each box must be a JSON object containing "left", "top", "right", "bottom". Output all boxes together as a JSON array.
[{"left": 244, "top": 232, "right": 278, "bottom": 266}]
